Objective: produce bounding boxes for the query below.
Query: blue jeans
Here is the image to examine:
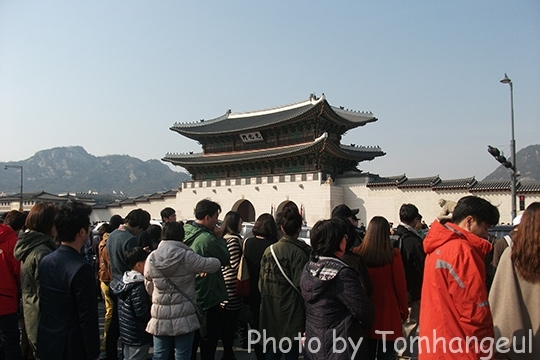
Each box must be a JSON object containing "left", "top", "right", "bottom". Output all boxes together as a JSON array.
[
  {"left": 123, "top": 343, "right": 150, "bottom": 360},
  {"left": 153, "top": 332, "right": 195, "bottom": 360}
]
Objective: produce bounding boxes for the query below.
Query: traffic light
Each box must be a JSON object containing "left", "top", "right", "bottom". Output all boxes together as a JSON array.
[{"left": 487, "top": 145, "right": 514, "bottom": 169}]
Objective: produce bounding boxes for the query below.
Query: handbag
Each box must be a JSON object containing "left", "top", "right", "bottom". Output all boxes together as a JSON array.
[
  {"left": 160, "top": 273, "right": 206, "bottom": 325},
  {"left": 236, "top": 239, "right": 251, "bottom": 297}
]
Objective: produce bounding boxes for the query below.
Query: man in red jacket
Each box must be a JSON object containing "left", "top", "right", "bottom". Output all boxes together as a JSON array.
[
  {"left": 0, "top": 223, "right": 22, "bottom": 359},
  {"left": 419, "top": 196, "right": 499, "bottom": 360}
]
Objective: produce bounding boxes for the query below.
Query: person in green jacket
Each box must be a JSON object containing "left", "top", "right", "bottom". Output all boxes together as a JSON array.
[
  {"left": 183, "top": 199, "right": 230, "bottom": 360},
  {"left": 259, "top": 206, "right": 311, "bottom": 360},
  {"left": 13, "top": 203, "right": 58, "bottom": 354}
]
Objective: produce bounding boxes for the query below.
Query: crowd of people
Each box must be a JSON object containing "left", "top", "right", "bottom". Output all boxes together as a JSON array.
[{"left": 0, "top": 196, "right": 539, "bottom": 360}]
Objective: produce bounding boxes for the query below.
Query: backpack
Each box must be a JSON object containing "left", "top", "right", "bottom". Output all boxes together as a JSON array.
[{"left": 390, "top": 233, "right": 403, "bottom": 251}]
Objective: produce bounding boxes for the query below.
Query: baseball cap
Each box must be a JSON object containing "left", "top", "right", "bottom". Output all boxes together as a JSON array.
[
  {"left": 512, "top": 213, "right": 522, "bottom": 227},
  {"left": 331, "top": 204, "right": 359, "bottom": 220}
]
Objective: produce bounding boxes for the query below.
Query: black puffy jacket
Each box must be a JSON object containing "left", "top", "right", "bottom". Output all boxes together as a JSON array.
[
  {"left": 300, "top": 257, "right": 375, "bottom": 360},
  {"left": 113, "top": 270, "right": 152, "bottom": 346}
]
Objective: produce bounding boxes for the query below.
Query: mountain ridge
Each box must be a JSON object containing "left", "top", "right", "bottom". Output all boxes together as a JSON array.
[
  {"left": 482, "top": 144, "right": 540, "bottom": 183},
  {"left": 1, "top": 146, "right": 190, "bottom": 197},
  {"left": 2, "top": 145, "right": 538, "bottom": 198}
]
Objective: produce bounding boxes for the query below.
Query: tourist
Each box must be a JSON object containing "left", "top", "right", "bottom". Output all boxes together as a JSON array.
[
  {"left": 219, "top": 211, "right": 244, "bottom": 360},
  {"left": 490, "top": 202, "right": 540, "bottom": 358},
  {"left": 354, "top": 216, "right": 408, "bottom": 360},
  {"left": 331, "top": 204, "right": 362, "bottom": 246},
  {"left": 183, "top": 200, "right": 230, "bottom": 360},
  {"left": 420, "top": 195, "right": 499, "bottom": 359},
  {"left": 146, "top": 221, "right": 221, "bottom": 360},
  {"left": 14, "top": 203, "right": 58, "bottom": 354},
  {"left": 332, "top": 204, "right": 373, "bottom": 297},
  {"left": 393, "top": 203, "right": 425, "bottom": 359},
  {"left": 3, "top": 210, "right": 27, "bottom": 234},
  {"left": 259, "top": 207, "right": 311, "bottom": 360},
  {"left": 98, "top": 214, "right": 123, "bottom": 356},
  {"left": 301, "top": 218, "right": 375, "bottom": 360},
  {"left": 242, "top": 213, "right": 278, "bottom": 360},
  {"left": 36, "top": 201, "right": 100, "bottom": 359},
  {"left": 106, "top": 209, "right": 151, "bottom": 360},
  {"left": 161, "top": 207, "right": 177, "bottom": 223},
  {"left": 114, "top": 247, "right": 152, "bottom": 360},
  {"left": 491, "top": 213, "right": 521, "bottom": 268},
  {"left": 0, "top": 222, "right": 22, "bottom": 360},
  {"left": 147, "top": 223, "right": 163, "bottom": 251}
]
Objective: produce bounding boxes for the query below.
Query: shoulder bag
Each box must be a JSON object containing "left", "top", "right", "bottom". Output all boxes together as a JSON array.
[
  {"left": 159, "top": 272, "right": 206, "bottom": 326},
  {"left": 236, "top": 239, "right": 250, "bottom": 297},
  {"left": 270, "top": 244, "right": 301, "bottom": 295}
]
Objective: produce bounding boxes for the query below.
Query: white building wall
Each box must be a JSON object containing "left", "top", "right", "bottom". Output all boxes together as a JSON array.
[{"left": 91, "top": 174, "right": 540, "bottom": 226}]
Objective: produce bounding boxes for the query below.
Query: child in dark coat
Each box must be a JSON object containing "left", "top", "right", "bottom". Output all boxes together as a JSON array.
[{"left": 113, "top": 247, "right": 152, "bottom": 360}]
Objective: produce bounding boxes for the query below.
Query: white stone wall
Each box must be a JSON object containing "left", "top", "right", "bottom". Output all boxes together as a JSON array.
[{"left": 91, "top": 174, "right": 540, "bottom": 226}]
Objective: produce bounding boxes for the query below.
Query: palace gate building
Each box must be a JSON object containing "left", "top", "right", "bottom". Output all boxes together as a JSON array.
[{"left": 83, "top": 94, "right": 540, "bottom": 225}]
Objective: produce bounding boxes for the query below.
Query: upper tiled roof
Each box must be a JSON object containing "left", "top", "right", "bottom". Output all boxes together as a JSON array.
[
  {"left": 163, "top": 133, "right": 384, "bottom": 167},
  {"left": 170, "top": 94, "right": 376, "bottom": 139}
]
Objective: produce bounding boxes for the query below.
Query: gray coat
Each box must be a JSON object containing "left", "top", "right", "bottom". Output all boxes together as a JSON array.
[{"left": 144, "top": 240, "right": 220, "bottom": 336}]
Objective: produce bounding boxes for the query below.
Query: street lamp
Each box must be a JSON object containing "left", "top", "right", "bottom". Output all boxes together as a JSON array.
[
  {"left": 4, "top": 165, "right": 23, "bottom": 211},
  {"left": 500, "top": 73, "right": 517, "bottom": 219}
]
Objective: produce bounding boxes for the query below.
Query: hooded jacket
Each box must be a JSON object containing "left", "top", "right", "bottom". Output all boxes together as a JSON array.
[
  {"left": 14, "top": 230, "right": 57, "bottom": 348},
  {"left": 0, "top": 224, "right": 20, "bottom": 315},
  {"left": 419, "top": 220, "right": 494, "bottom": 359},
  {"left": 113, "top": 270, "right": 152, "bottom": 346},
  {"left": 183, "top": 222, "right": 230, "bottom": 310},
  {"left": 144, "top": 240, "right": 221, "bottom": 336},
  {"left": 259, "top": 235, "right": 311, "bottom": 342},
  {"left": 301, "top": 256, "right": 375, "bottom": 360}
]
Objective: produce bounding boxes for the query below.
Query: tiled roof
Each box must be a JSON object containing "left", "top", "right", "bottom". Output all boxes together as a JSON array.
[
  {"left": 170, "top": 95, "right": 376, "bottom": 138},
  {"left": 470, "top": 181, "right": 511, "bottom": 192},
  {"left": 119, "top": 198, "right": 136, "bottom": 205},
  {"left": 366, "top": 174, "right": 407, "bottom": 187},
  {"left": 432, "top": 177, "right": 477, "bottom": 190},
  {"left": 0, "top": 191, "right": 66, "bottom": 202},
  {"left": 471, "top": 181, "right": 540, "bottom": 193},
  {"left": 163, "top": 133, "right": 384, "bottom": 167},
  {"left": 398, "top": 175, "right": 441, "bottom": 188},
  {"left": 518, "top": 183, "right": 540, "bottom": 193},
  {"left": 134, "top": 195, "right": 150, "bottom": 203}
]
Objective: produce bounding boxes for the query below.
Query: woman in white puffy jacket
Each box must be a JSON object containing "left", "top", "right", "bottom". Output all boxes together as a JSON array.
[{"left": 144, "top": 221, "right": 221, "bottom": 360}]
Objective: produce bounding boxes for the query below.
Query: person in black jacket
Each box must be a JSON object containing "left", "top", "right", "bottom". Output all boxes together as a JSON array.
[
  {"left": 301, "top": 218, "right": 375, "bottom": 360},
  {"left": 393, "top": 203, "right": 425, "bottom": 359},
  {"left": 331, "top": 204, "right": 373, "bottom": 297},
  {"left": 113, "top": 247, "right": 152, "bottom": 360},
  {"left": 36, "top": 201, "right": 100, "bottom": 360}
]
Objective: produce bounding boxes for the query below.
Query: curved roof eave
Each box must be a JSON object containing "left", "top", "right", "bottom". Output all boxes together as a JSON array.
[
  {"left": 163, "top": 133, "right": 384, "bottom": 166},
  {"left": 169, "top": 95, "right": 377, "bottom": 137},
  {"left": 163, "top": 133, "right": 328, "bottom": 166}
]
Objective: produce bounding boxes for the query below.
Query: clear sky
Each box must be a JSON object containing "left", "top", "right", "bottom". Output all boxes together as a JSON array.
[{"left": 1, "top": 1, "right": 539, "bottom": 180}]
